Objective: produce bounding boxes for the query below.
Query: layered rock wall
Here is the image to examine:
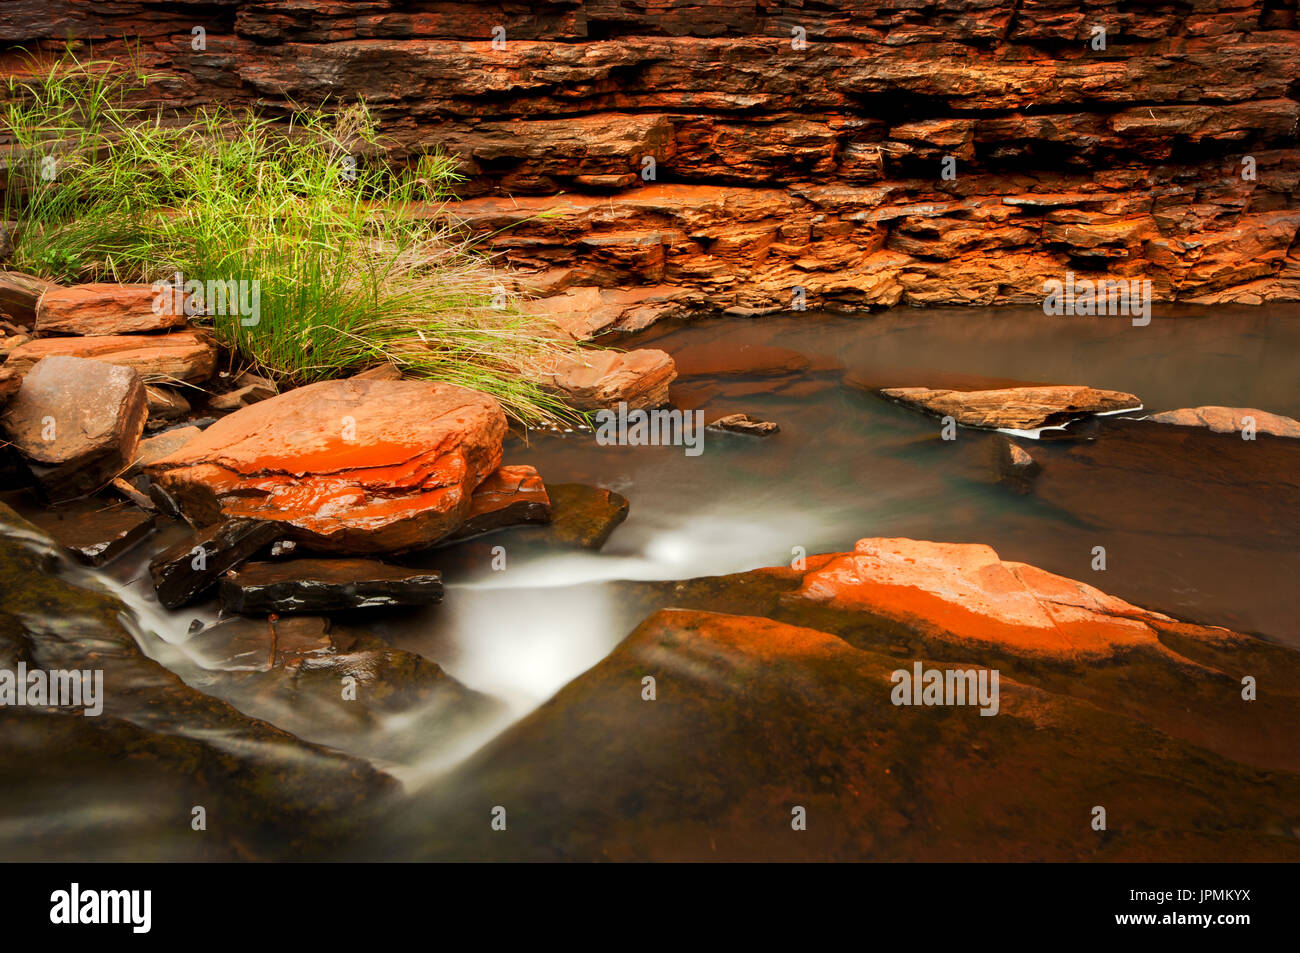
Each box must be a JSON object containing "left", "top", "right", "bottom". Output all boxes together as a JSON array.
[{"left": 5, "top": 1, "right": 1300, "bottom": 320}]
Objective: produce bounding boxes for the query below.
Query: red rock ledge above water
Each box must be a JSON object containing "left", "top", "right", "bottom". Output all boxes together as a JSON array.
[{"left": 146, "top": 378, "right": 507, "bottom": 553}]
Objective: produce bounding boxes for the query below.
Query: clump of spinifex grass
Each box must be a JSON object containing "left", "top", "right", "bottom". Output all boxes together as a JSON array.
[{"left": 2, "top": 53, "right": 580, "bottom": 423}]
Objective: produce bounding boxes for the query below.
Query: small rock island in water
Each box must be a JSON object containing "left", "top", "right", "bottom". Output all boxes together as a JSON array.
[{"left": 0, "top": 0, "right": 1296, "bottom": 910}]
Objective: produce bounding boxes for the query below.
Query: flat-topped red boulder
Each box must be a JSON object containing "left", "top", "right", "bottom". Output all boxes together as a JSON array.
[
  {"left": 879, "top": 384, "right": 1141, "bottom": 430},
  {"left": 146, "top": 378, "right": 507, "bottom": 554}
]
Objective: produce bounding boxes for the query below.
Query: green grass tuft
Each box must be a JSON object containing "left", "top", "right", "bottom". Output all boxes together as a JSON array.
[{"left": 2, "top": 51, "right": 582, "bottom": 424}]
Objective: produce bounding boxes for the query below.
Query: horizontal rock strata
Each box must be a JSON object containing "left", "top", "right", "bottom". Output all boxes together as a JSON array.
[{"left": 6, "top": 2, "right": 1296, "bottom": 318}]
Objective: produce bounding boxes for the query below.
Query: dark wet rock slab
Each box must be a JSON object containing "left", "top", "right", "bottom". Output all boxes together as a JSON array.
[
  {"left": 0, "top": 503, "right": 395, "bottom": 861},
  {"left": 706, "top": 413, "right": 780, "bottom": 437},
  {"left": 219, "top": 558, "right": 444, "bottom": 614},
  {"left": 149, "top": 519, "right": 284, "bottom": 609},
  {"left": 22, "top": 496, "right": 156, "bottom": 566}
]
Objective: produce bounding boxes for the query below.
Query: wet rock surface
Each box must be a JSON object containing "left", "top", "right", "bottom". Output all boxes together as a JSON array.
[
  {"left": 22, "top": 495, "right": 157, "bottom": 566},
  {"left": 0, "top": 504, "right": 395, "bottom": 861},
  {"left": 379, "top": 539, "right": 1300, "bottom": 860},
  {"left": 176, "top": 614, "right": 500, "bottom": 764},
  {"left": 706, "top": 413, "right": 780, "bottom": 437},
  {"left": 1, "top": 355, "right": 148, "bottom": 500},
  {"left": 220, "top": 558, "right": 444, "bottom": 614},
  {"left": 449, "top": 464, "right": 551, "bottom": 541},
  {"left": 150, "top": 518, "right": 284, "bottom": 610},
  {"left": 878, "top": 384, "right": 1142, "bottom": 431},
  {"left": 147, "top": 378, "right": 507, "bottom": 553}
]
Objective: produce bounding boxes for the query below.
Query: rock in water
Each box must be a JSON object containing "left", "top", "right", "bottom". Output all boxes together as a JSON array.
[
  {"left": 1149, "top": 406, "right": 1300, "bottom": 439},
  {"left": 706, "top": 413, "right": 780, "bottom": 437},
  {"left": 450, "top": 465, "right": 552, "bottom": 540},
  {"left": 150, "top": 519, "right": 284, "bottom": 609},
  {"left": 879, "top": 384, "right": 1141, "bottom": 431},
  {"left": 219, "top": 558, "right": 444, "bottom": 614},
  {"left": 534, "top": 348, "right": 676, "bottom": 410},
  {"left": 34, "top": 283, "right": 186, "bottom": 335},
  {"left": 1, "top": 355, "right": 147, "bottom": 500},
  {"left": 386, "top": 538, "right": 1300, "bottom": 861},
  {"left": 22, "top": 496, "right": 156, "bottom": 566},
  {"left": 0, "top": 503, "right": 394, "bottom": 861},
  {"left": 146, "top": 378, "right": 507, "bottom": 554}
]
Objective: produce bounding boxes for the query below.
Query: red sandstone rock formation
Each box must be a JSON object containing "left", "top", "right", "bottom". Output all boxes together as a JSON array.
[
  {"left": 146, "top": 378, "right": 507, "bottom": 553},
  {"left": 5, "top": 2, "right": 1296, "bottom": 321}
]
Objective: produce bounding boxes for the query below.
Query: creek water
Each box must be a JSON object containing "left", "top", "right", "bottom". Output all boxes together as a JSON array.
[{"left": 97, "top": 304, "right": 1299, "bottom": 793}]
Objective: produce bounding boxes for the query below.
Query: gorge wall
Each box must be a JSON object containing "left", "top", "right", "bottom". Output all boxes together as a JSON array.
[{"left": 5, "top": 1, "right": 1300, "bottom": 327}]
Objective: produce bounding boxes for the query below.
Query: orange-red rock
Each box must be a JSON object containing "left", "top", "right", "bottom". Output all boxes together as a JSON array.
[
  {"left": 4, "top": 329, "right": 217, "bottom": 384},
  {"left": 146, "top": 378, "right": 507, "bottom": 553},
  {"left": 34, "top": 283, "right": 186, "bottom": 335}
]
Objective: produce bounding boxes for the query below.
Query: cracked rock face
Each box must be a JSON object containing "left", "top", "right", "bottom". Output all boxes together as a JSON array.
[{"left": 145, "top": 378, "right": 507, "bottom": 554}]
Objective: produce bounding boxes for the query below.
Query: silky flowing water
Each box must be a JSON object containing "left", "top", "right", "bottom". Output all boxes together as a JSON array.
[{"left": 95, "top": 305, "right": 1298, "bottom": 798}]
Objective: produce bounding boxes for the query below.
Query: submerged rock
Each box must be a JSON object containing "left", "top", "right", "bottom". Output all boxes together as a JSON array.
[
  {"left": 1149, "top": 405, "right": 1300, "bottom": 439},
  {"left": 34, "top": 283, "right": 186, "bottom": 336},
  {"left": 179, "top": 614, "right": 500, "bottom": 765},
  {"left": 22, "top": 496, "right": 156, "bottom": 566},
  {"left": 0, "top": 503, "right": 394, "bottom": 861},
  {"left": 1030, "top": 416, "right": 1300, "bottom": 543},
  {"left": 146, "top": 378, "right": 507, "bottom": 554},
  {"left": 991, "top": 434, "right": 1039, "bottom": 492},
  {"left": 879, "top": 384, "right": 1141, "bottom": 431},
  {"left": 220, "top": 558, "right": 444, "bottom": 614},
  {"left": 149, "top": 519, "right": 284, "bottom": 609},
  {"left": 2, "top": 355, "right": 147, "bottom": 500},
  {"left": 706, "top": 413, "right": 780, "bottom": 437},
  {"left": 387, "top": 538, "right": 1300, "bottom": 861}
]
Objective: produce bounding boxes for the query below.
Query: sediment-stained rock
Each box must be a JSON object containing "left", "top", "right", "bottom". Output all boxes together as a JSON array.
[
  {"left": 146, "top": 378, "right": 507, "bottom": 554},
  {"left": 22, "top": 496, "right": 156, "bottom": 565},
  {"left": 879, "top": 384, "right": 1141, "bottom": 430},
  {"left": 706, "top": 413, "right": 780, "bottom": 437}
]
